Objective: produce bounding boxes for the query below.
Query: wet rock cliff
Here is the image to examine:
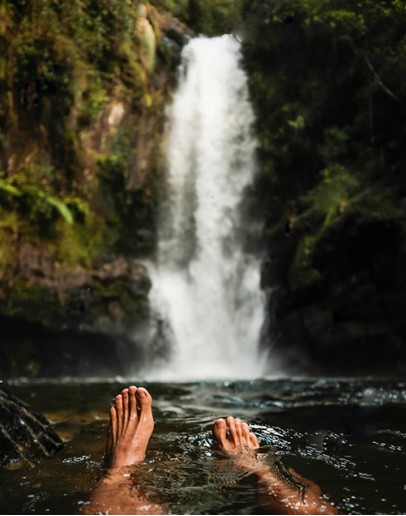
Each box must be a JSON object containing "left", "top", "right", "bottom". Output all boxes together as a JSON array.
[
  {"left": 0, "top": 1, "right": 194, "bottom": 378},
  {"left": 241, "top": 0, "right": 406, "bottom": 374}
]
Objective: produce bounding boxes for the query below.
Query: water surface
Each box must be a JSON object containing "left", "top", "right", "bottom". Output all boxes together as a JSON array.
[{"left": 1, "top": 378, "right": 405, "bottom": 514}]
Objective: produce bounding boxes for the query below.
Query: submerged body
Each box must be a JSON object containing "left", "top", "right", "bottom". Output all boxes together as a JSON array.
[
  {"left": 83, "top": 386, "right": 338, "bottom": 515},
  {"left": 3, "top": 379, "right": 405, "bottom": 514}
]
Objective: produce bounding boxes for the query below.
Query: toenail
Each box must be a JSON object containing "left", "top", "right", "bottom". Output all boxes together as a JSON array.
[{"left": 138, "top": 391, "right": 146, "bottom": 397}]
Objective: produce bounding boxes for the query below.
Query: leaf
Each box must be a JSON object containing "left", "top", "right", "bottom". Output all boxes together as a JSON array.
[
  {"left": 43, "top": 195, "right": 74, "bottom": 224},
  {"left": 0, "top": 180, "right": 22, "bottom": 197}
]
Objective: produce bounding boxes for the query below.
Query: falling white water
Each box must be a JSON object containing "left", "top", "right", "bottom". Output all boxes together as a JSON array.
[{"left": 144, "top": 35, "right": 266, "bottom": 380}]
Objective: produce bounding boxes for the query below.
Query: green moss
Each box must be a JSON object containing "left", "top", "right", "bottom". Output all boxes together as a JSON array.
[
  {"left": 0, "top": 174, "right": 85, "bottom": 226},
  {"left": 0, "top": 217, "right": 17, "bottom": 281},
  {"left": 0, "top": 170, "right": 105, "bottom": 271},
  {"left": 187, "top": 0, "right": 242, "bottom": 35},
  {"left": 0, "top": 0, "right": 163, "bottom": 271},
  {"left": 51, "top": 219, "right": 103, "bottom": 268},
  {"left": 242, "top": 0, "right": 406, "bottom": 295},
  {"left": 0, "top": 279, "right": 61, "bottom": 321},
  {"left": 290, "top": 234, "right": 322, "bottom": 289},
  {"left": 348, "top": 189, "right": 405, "bottom": 222}
]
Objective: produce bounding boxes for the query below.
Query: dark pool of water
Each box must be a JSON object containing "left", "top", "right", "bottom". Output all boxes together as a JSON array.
[{"left": 1, "top": 378, "right": 405, "bottom": 514}]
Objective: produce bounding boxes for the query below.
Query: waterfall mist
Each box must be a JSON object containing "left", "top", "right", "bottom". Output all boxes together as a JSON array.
[{"left": 144, "top": 35, "right": 267, "bottom": 380}]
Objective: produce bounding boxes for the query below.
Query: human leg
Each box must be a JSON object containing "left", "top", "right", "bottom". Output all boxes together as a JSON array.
[
  {"left": 82, "top": 386, "right": 164, "bottom": 515},
  {"left": 213, "top": 417, "right": 339, "bottom": 515}
]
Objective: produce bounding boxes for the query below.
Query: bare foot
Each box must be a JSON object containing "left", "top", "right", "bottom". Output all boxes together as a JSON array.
[
  {"left": 105, "top": 386, "right": 154, "bottom": 468},
  {"left": 213, "top": 416, "right": 265, "bottom": 475},
  {"left": 83, "top": 387, "right": 164, "bottom": 515},
  {"left": 213, "top": 416, "right": 259, "bottom": 453},
  {"left": 213, "top": 417, "right": 339, "bottom": 515}
]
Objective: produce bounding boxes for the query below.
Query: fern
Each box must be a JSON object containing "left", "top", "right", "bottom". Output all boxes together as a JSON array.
[{"left": 0, "top": 176, "right": 74, "bottom": 225}]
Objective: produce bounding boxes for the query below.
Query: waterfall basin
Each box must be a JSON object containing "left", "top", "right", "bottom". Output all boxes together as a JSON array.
[{"left": 1, "top": 378, "right": 405, "bottom": 514}]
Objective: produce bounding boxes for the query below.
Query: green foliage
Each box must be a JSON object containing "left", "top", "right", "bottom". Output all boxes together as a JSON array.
[
  {"left": 301, "top": 165, "right": 360, "bottom": 226},
  {"left": 149, "top": 0, "right": 189, "bottom": 19},
  {"left": 0, "top": 175, "right": 75, "bottom": 226},
  {"left": 290, "top": 234, "right": 323, "bottom": 288},
  {"left": 241, "top": 0, "right": 406, "bottom": 288},
  {"left": 0, "top": 211, "right": 17, "bottom": 279},
  {"left": 349, "top": 188, "right": 405, "bottom": 222},
  {"left": 0, "top": 171, "right": 100, "bottom": 270},
  {"left": 77, "top": 76, "right": 110, "bottom": 126},
  {"left": 187, "top": 0, "right": 243, "bottom": 35},
  {"left": 149, "top": 0, "right": 240, "bottom": 34},
  {"left": 0, "top": 278, "right": 61, "bottom": 320},
  {"left": 0, "top": 0, "right": 162, "bottom": 273},
  {"left": 50, "top": 218, "right": 104, "bottom": 267},
  {"left": 2, "top": 0, "right": 146, "bottom": 177},
  {"left": 96, "top": 124, "right": 157, "bottom": 257}
]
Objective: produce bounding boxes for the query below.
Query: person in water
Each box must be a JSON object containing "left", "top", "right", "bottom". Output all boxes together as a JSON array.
[{"left": 82, "top": 386, "right": 338, "bottom": 515}]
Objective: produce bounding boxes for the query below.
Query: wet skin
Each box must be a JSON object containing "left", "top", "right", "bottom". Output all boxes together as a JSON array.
[
  {"left": 83, "top": 386, "right": 163, "bottom": 515},
  {"left": 105, "top": 386, "right": 154, "bottom": 468},
  {"left": 83, "top": 388, "right": 338, "bottom": 515},
  {"left": 212, "top": 416, "right": 339, "bottom": 515}
]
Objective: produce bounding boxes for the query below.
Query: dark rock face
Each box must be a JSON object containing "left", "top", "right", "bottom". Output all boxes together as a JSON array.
[
  {"left": 0, "top": 247, "right": 151, "bottom": 379},
  {"left": 0, "top": 388, "right": 63, "bottom": 468},
  {"left": 0, "top": 317, "right": 144, "bottom": 379},
  {"left": 0, "top": 1, "right": 192, "bottom": 381},
  {"left": 1, "top": 244, "right": 151, "bottom": 335},
  {"left": 240, "top": 0, "right": 406, "bottom": 374},
  {"left": 262, "top": 216, "right": 406, "bottom": 374}
]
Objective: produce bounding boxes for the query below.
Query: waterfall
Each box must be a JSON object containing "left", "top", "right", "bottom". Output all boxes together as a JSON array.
[{"left": 144, "top": 35, "right": 266, "bottom": 381}]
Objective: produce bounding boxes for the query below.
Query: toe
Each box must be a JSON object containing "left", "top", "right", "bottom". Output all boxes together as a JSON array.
[
  {"left": 249, "top": 432, "right": 259, "bottom": 449},
  {"left": 242, "top": 422, "right": 251, "bottom": 445},
  {"left": 108, "top": 405, "right": 117, "bottom": 442},
  {"left": 136, "top": 387, "right": 153, "bottom": 415},
  {"left": 235, "top": 418, "right": 243, "bottom": 443},
  {"left": 121, "top": 388, "right": 129, "bottom": 427},
  {"left": 115, "top": 394, "right": 123, "bottom": 435},
  {"left": 129, "top": 385, "right": 138, "bottom": 420},
  {"left": 213, "top": 418, "right": 227, "bottom": 447},
  {"left": 109, "top": 405, "right": 118, "bottom": 443},
  {"left": 122, "top": 388, "right": 129, "bottom": 408},
  {"left": 226, "top": 416, "right": 240, "bottom": 445},
  {"left": 110, "top": 405, "right": 117, "bottom": 438}
]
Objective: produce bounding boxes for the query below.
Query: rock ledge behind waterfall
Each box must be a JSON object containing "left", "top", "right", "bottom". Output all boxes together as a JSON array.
[{"left": 0, "top": 247, "right": 151, "bottom": 379}]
